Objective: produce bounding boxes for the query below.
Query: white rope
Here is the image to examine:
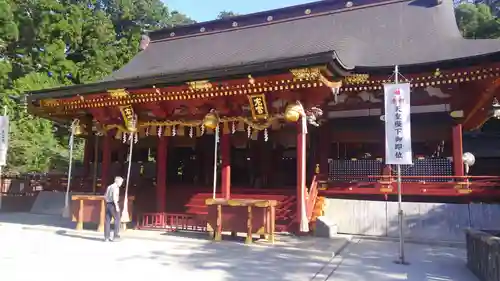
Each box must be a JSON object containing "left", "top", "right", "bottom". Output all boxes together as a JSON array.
[
  {"left": 122, "top": 115, "right": 137, "bottom": 224},
  {"left": 299, "top": 115, "right": 309, "bottom": 233},
  {"left": 212, "top": 124, "right": 220, "bottom": 199},
  {"left": 62, "top": 119, "right": 77, "bottom": 218}
]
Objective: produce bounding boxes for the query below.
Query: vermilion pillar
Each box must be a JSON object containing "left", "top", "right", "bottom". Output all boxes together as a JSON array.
[
  {"left": 82, "top": 138, "right": 91, "bottom": 177},
  {"left": 452, "top": 124, "right": 464, "bottom": 178},
  {"left": 221, "top": 133, "right": 231, "bottom": 199},
  {"left": 156, "top": 136, "right": 168, "bottom": 212},
  {"left": 100, "top": 133, "right": 111, "bottom": 190},
  {"left": 296, "top": 120, "right": 306, "bottom": 233}
]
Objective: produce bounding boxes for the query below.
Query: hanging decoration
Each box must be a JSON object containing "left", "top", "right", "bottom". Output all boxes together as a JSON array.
[
  {"left": 203, "top": 110, "right": 220, "bottom": 129},
  {"left": 247, "top": 93, "right": 269, "bottom": 120},
  {"left": 118, "top": 105, "right": 137, "bottom": 132},
  {"left": 107, "top": 113, "right": 286, "bottom": 143},
  {"left": 177, "top": 125, "right": 185, "bottom": 137},
  {"left": 284, "top": 103, "right": 303, "bottom": 122}
]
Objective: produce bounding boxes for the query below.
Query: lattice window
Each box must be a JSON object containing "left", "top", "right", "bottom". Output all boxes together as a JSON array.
[
  {"left": 390, "top": 158, "right": 452, "bottom": 183},
  {"left": 328, "top": 159, "right": 383, "bottom": 182}
]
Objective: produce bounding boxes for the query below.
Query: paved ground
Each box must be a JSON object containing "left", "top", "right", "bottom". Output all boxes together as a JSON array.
[{"left": 0, "top": 213, "right": 479, "bottom": 281}]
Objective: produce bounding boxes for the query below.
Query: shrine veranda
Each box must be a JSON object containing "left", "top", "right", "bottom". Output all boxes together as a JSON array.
[{"left": 23, "top": 0, "right": 500, "bottom": 233}]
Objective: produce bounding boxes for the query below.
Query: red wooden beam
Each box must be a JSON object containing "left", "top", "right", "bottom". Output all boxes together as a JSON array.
[
  {"left": 318, "top": 181, "right": 500, "bottom": 197},
  {"left": 462, "top": 78, "right": 500, "bottom": 130}
]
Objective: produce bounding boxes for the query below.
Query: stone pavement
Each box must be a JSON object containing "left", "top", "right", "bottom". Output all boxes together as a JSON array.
[
  {"left": 322, "top": 239, "right": 478, "bottom": 281},
  {"left": 0, "top": 213, "right": 478, "bottom": 281}
]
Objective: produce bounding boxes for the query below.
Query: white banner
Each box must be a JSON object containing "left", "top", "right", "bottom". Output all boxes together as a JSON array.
[
  {"left": 384, "top": 83, "right": 412, "bottom": 165},
  {"left": 0, "top": 116, "right": 9, "bottom": 166}
]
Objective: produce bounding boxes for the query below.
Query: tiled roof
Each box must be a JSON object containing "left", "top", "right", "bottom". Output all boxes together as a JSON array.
[
  {"left": 28, "top": 0, "right": 500, "bottom": 98},
  {"left": 105, "top": 0, "right": 500, "bottom": 82}
]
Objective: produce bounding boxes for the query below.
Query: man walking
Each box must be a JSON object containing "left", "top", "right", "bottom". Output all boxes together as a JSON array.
[{"left": 104, "top": 176, "right": 123, "bottom": 242}]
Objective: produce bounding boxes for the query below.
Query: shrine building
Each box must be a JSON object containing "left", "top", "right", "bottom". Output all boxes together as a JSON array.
[{"left": 26, "top": 0, "right": 500, "bottom": 232}]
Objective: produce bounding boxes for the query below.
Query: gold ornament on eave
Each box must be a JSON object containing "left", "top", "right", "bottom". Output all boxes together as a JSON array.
[
  {"left": 203, "top": 110, "right": 220, "bottom": 129},
  {"left": 284, "top": 104, "right": 303, "bottom": 122},
  {"left": 71, "top": 119, "right": 83, "bottom": 136}
]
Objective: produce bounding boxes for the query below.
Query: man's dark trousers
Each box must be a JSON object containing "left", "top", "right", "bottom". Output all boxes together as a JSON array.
[{"left": 104, "top": 202, "right": 121, "bottom": 240}]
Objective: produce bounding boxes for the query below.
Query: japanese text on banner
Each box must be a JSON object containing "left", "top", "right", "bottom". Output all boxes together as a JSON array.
[
  {"left": 0, "top": 116, "right": 9, "bottom": 166},
  {"left": 384, "top": 83, "right": 412, "bottom": 165}
]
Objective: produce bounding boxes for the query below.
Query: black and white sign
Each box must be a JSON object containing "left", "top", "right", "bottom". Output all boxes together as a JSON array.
[
  {"left": 384, "top": 83, "right": 412, "bottom": 165},
  {"left": 0, "top": 116, "right": 9, "bottom": 166}
]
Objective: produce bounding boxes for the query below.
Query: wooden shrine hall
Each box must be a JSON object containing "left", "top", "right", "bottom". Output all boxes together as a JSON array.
[{"left": 26, "top": 0, "right": 500, "bottom": 233}]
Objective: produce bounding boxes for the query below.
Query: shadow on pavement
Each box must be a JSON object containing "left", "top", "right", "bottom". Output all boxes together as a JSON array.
[
  {"left": 55, "top": 229, "right": 105, "bottom": 242},
  {"left": 115, "top": 234, "right": 352, "bottom": 281},
  {"left": 0, "top": 212, "right": 76, "bottom": 229}
]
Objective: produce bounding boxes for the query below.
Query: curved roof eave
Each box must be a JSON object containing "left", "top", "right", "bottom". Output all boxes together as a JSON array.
[{"left": 27, "top": 52, "right": 337, "bottom": 100}]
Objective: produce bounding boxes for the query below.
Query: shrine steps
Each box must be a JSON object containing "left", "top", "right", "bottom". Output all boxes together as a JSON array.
[{"left": 136, "top": 187, "right": 297, "bottom": 232}]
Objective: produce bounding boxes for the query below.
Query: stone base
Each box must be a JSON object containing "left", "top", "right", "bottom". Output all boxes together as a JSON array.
[{"left": 314, "top": 216, "right": 338, "bottom": 238}]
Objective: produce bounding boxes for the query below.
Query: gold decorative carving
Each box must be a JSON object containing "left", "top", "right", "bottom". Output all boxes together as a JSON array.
[
  {"left": 118, "top": 105, "right": 136, "bottom": 132},
  {"left": 318, "top": 75, "right": 343, "bottom": 89},
  {"left": 187, "top": 80, "right": 212, "bottom": 91},
  {"left": 344, "top": 74, "right": 369, "bottom": 84},
  {"left": 290, "top": 67, "right": 321, "bottom": 80},
  {"left": 248, "top": 74, "right": 255, "bottom": 85},
  {"left": 108, "top": 88, "right": 129, "bottom": 98},
  {"left": 247, "top": 94, "right": 269, "bottom": 120},
  {"left": 40, "top": 99, "right": 60, "bottom": 107}
]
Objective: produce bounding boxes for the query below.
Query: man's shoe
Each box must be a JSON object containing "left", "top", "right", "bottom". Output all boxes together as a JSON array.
[
  {"left": 112, "top": 235, "right": 121, "bottom": 241},
  {"left": 104, "top": 238, "right": 111, "bottom": 242}
]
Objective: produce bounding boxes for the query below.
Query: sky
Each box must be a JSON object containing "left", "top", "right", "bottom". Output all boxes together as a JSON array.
[{"left": 163, "top": 0, "right": 318, "bottom": 22}]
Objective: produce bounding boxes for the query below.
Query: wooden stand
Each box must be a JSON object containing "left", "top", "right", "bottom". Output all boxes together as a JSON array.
[
  {"left": 71, "top": 195, "right": 135, "bottom": 232},
  {"left": 205, "top": 198, "right": 277, "bottom": 244}
]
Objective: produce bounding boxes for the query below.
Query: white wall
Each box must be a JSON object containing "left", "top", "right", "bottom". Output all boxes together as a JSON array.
[{"left": 324, "top": 198, "right": 500, "bottom": 242}]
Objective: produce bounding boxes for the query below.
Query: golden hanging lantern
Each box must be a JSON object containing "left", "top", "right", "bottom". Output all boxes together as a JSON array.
[
  {"left": 203, "top": 111, "right": 220, "bottom": 129},
  {"left": 284, "top": 104, "right": 303, "bottom": 122},
  {"left": 73, "top": 124, "right": 82, "bottom": 135},
  {"left": 72, "top": 119, "right": 82, "bottom": 136}
]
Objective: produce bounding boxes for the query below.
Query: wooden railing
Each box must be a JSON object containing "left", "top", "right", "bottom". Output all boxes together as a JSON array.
[
  {"left": 137, "top": 213, "right": 207, "bottom": 232},
  {"left": 318, "top": 174, "right": 500, "bottom": 197}
]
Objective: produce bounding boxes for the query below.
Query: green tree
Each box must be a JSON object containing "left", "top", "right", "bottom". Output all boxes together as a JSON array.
[
  {"left": 0, "top": 0, "right": 194, "bottom": 173},
  {"left": 456, "top": 3, "right": 500, "bottom": 38},
  {"left": 217, "top": 10, "right": 240, "bottom": 19}
]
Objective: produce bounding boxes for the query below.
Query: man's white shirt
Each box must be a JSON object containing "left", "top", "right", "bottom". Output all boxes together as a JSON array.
[{"left": 104, "top": 183, "right": 120, "bottom": 206}]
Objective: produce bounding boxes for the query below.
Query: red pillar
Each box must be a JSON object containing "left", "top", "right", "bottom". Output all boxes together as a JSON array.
[
  {"left": 82, "top": 137, "right": 93, "bottom": 177},
  {"left": 156, "top": 136, "right": 168, "bottom": 212},
  {"left": 296, "top": 120, "right": 306, "bottom": 233},
  {"left": 221, "top": 133, "right": 231, "bottom": 199},
  {"left": 100, "top": 133, "right": 111, "bottom": 190},
  {"left": 452, "top": 124, "right": 464, "bottom": 178}
]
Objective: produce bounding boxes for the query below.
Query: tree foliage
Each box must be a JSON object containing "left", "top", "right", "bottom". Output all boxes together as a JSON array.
[
  {"left": 455, "top": 2, "right": 500, "bottom": 38},
  {"left": 217, "top": 11, "right": 239, "bottom": 19},
  {"left": 0, "top": 0, "right": 193, "bottom": 173}
]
